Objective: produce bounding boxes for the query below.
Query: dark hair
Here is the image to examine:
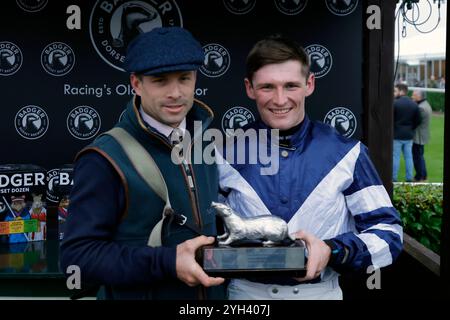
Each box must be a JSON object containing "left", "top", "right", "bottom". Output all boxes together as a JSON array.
[
  {"left": 395, "top": 83, "right": 408, "bottom": 94},
  {"left": 246, "top": 34, "right": 310, "bottom": 82}
]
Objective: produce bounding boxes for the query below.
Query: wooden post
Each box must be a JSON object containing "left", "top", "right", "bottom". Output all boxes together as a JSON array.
[
  {"left": 441, "top": 0, "right": 450, "bottom": 299},
  {"left": 363, "top": 0, "right": 397, "bottom": 196}
]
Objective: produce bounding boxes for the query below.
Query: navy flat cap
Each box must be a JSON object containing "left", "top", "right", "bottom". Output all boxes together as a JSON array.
[{"left": 123, "top": 27, "right": 204, "bottom": 75}]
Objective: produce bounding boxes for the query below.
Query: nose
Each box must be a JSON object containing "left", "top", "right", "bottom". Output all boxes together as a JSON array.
[
  {"left": 167, "top": 80, "right": 182, "bottom": 100},
  {"left": 273, "top": 87, "right": 288, "bottom": 106}
]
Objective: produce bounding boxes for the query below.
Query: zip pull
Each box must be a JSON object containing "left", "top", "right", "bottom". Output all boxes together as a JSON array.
[
  {"left": 182, "top": 160, "right": 195, "bottom": 191},
  {"left": 187, "top": 176, "right": 195, "bottom": 189}
]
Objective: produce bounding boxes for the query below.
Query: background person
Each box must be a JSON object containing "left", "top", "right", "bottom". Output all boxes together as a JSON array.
[
  {"left": 411, "top": 89, "right": 432, "bottom": 182},
  {"left": 393, "top": 83, "right": 420, "bottom": 182}
]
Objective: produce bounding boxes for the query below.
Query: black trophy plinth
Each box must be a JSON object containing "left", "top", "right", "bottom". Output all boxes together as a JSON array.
[{"left": 198, "top": 239, "right": 306, "bottom": 278}]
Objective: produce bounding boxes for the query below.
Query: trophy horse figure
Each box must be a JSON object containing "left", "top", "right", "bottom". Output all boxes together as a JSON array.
[{"left": 211, "top": 202, "right": 295, "bottom": 247}]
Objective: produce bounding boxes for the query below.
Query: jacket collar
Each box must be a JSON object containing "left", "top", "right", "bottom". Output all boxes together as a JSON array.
[
  {"left": 253, "top": 115, "right": 312, "bottom": 151},
  {"left": 138, "top": 107, "right": 187, "bottom": 138}
]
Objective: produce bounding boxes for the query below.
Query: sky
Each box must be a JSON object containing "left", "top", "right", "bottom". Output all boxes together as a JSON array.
[{"left": 395, "top": 0, "right": 447, "bottom": 59}]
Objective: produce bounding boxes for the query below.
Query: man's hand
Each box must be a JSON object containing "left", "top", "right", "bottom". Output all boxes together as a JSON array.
[
  {"left": 176, "top": 235, "right": 225, "bottom": 287},
  {"left": 292, "top": 230, "right": 331, "bottom": 282}
]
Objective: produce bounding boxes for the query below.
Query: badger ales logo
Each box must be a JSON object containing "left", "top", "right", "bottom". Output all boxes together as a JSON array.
[
  {"left": 89, "top": 0, "right": 183, "bottom": 71},
  {"left": 0, "top": 42, "right": 23, "bottom": 76},
  {"left": 15, "top": 105, "right": 49, "bottom": 140},
  {"left": 16, "top": 0, "right": 48, "bottom": 12},
  {"left": 223, "top": 0, "right": 256, "bottom": 15},
  {"left": 222, "top": 106, "right": 256, "bottom": 136},
  {"left": 200, "top": 44, "right": 231, "bottom": 78},
  {"left": 67, "top": 106, "right": 101, "bottom": 140},
  {"left": 305, "top": 44, "right": 332, "bottom": 79},
  {"left": 325, "top": 0, "right": 358, "bottom": 16},
  {"left": 324, "top": 107, "right": 357, "bottom": 138},
  {"left": 274, "top": 0, "right": 308, "bottom": 15},
  {"left": 41, "top": 42, "right": 75, "bottom": 76},
  {"left": 46, "top": 169, "right": 60, "bottom": 203}
]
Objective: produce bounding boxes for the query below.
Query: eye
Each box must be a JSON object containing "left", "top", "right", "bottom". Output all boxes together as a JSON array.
[
  {"left": 152, "top": 78, "right": 165, "bottom": 84},
  {"left": 285, "top": 83, "right": 300, "bottom": 90},
  {"left": 259, "top": 84, "right": 273, "bottom": 91}
]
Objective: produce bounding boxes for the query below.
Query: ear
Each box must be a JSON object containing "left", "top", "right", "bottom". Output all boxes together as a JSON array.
[
  {"left": 130, "top": 74, "right": 142, "bottom": 96},
  {"left": 244, "top": 78, "right": 255, "bottom": 100},
  {"left": 305, "top": 73, "right": 315, "bottom": 97}
]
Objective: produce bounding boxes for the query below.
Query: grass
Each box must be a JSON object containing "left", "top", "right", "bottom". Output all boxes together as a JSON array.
[{"left": 396, "top": 113, "right": 444, "bottom": 182}]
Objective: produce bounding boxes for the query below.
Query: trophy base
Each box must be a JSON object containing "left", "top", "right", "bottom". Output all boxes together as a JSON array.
[{"left": 199, "top": 240, "right": 306, "bottom": 278}]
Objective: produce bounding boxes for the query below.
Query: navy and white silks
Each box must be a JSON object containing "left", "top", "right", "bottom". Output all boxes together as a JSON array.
[{"left": 217, "top": 116, "right": 403, "bottom": 299}]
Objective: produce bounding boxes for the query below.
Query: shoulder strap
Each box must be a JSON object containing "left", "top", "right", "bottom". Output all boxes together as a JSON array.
[{"left": 103, "top": 127, "right": 172, "bottom": 247}]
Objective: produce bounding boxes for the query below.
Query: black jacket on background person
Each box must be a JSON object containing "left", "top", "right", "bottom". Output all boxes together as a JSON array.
[{"left": 393, "top": 95, "right": 421, "bottom": 140}]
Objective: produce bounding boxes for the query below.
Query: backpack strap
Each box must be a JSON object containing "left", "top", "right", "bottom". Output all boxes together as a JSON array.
[{"left": 103, "top": 127, "right": 172, "bottom": 247}]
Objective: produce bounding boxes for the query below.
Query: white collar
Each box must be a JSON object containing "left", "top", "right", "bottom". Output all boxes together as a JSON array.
[{"left": 139, "top": 106, "right": 186, "bottom": 138}]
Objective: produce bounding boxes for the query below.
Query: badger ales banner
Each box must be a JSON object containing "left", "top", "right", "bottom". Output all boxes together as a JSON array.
[
  {"left": 0, "top": 165, "right": 47, "bottom": 244},
  {"left": 0, "top": 0, "right": 363, "bottom": 170},
  {"left": 45, "top": 165, "right": 73, "bottom": 240}
]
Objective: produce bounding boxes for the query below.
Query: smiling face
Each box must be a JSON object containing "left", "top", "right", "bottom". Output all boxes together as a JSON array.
[
  {"left": 130, "top": 70, "right": 197, "bottom": 128},
  {"left": 245, "top": 60, "right": 314, "bottom": 130}
]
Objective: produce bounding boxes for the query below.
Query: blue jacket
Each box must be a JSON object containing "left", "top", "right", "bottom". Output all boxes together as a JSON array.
[
  {"left": 394, "top": 95, "right": 420, "bottom": 140},
  {"left": 218, "top": 116, "right": 403, "bottom": 285},
  {"left": 60, "top": 96, "right": 225, "bottom": 300}
]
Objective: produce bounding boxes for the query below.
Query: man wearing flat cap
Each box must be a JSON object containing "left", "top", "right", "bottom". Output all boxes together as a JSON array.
[{"left": 61, "top": 27, "right": 226, "bottom": 300}]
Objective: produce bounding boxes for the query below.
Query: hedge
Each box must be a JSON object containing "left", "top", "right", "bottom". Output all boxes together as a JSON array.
[
  {"left": 393, "top": 183, "right": 443, "bottom": 254},
  {"left": 427, "top": 92, "right": 445, "bottom": 112}
]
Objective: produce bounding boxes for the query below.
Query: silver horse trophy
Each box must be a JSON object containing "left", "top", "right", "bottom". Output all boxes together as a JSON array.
[
  {"left": 197, "top": 202, "right": 306, "bottom": 278},
  {"left": 212, "top": 201, "right": 295, "bottom": 246}
]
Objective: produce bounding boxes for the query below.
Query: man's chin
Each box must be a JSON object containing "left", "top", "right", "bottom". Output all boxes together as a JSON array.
[
  {"left": 161, "top": 116, "right": 185, "bottom": 127},
  {"left": 266, "top": 121, "right": 294, "bottom": 131}
]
